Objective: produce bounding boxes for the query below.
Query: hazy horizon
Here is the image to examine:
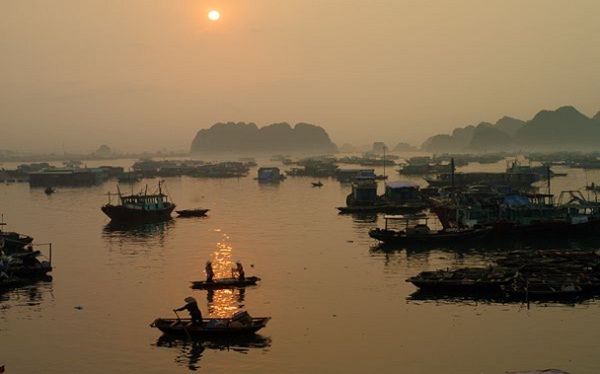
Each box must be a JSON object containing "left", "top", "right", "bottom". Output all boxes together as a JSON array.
[{"left": 2, "top": 1, "right": 600, "bottom": 153}]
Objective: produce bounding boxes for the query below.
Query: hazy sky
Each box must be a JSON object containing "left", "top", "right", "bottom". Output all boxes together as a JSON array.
[{"left": 2, "top": 1, "right": 600, "bottom": 153}]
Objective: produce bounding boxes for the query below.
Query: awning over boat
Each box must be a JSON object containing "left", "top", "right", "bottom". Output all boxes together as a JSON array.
[{"left": 383, "top": 212, "right": 428, "bottom": 220}]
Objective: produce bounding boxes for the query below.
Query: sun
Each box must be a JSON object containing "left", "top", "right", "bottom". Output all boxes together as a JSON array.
[{"left": 208, "top": 10, "right": 221, "bottom": 21}]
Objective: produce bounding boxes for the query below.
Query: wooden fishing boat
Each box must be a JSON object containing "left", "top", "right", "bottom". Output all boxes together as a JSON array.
[
  {"left": 150, "top": 314, "right": 271, "bottom": 336},
  {"left": 368, "top": 214, "right": 493, "bottom": 244},
  {"left": 406, "top": 267, "right": 516, "bottom": 293},
  {"left": 101, "top": 181, "right": 176, "bottom": 222},
  {"left": 190, "top": 276, "right": 260, "bottom": 289},
  {"left": 311, "top": 181, "right": 323, "bottom": 187},
  {"left": 4, "top": 250, "right": 53, "bottom": 278},
  {"left": 176, "top": 208, "right": 210, "bottom": 217},
  {"left": 0, "top": 222, "right": 34, "bottom": 252}
]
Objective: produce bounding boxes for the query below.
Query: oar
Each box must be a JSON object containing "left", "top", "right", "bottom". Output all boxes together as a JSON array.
[{"left": 173, "top": 310, "right": 192, "bottom": 340}]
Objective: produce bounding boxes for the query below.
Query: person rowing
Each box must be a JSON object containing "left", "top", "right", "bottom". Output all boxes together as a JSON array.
[
  {"left": 174, "top": 296, "right": 203, "bottom": 325},
  {"left": 205, "top": 261, "right": 215, "bottom": 282},
  {"left": 232, "top": 261, "right": 245, "bottom": 281}
]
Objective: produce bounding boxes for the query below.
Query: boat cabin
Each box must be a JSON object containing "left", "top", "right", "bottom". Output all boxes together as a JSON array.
[{"left": 384, "top": 180, "right": 421, "bottom": 202}]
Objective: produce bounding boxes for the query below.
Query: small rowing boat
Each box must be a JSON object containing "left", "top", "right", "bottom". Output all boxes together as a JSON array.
[
  {"left": 190, "top": 276, "right": 260, "bottom": 289},
  {"left": 150, "top": 313, "right": 271, "bottom": 336},
  {"left": 176, "top": 208, "right": 210, "bottom": 217}
]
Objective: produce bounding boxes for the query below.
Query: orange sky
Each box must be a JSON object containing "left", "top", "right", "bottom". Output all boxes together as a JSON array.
[{"left": 2, "top": 1, "right": 600, "bottom": 153}]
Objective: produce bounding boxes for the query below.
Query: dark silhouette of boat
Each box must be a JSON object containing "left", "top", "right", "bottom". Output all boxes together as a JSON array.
[
  {"left": 311, "top": 181, "right": 323, "bottom": 187},
  {"left": 176, "top": 208, "right": 210, "bottom": 217},
  {"left": 190, "top": 276, "right": 260, "bottom": 289},
  {"left": 407, "top": 267, "right": 516, "bottom": 293},
  {"left": 101, "top": 181, "right": 176, "bottom": 223},
  {"left": 368, "top": 214, "right": 492, "bottom": 245},
  {"left": 150, "top": 314, "right": 271, "bottom": 336},
  {"left": 0, "top": 221, "right": 34, "bottom": 252}
]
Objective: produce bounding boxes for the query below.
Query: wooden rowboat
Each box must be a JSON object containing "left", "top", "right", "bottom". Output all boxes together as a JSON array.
[
  {"left": 190, "top": 276, "right": 260, "bottom": 289},
  {"left": 176, "top": 208, "right": 210, "bottom": 217},
  {"left": 150, "top": 316, "right": 271, "bottom": 336}
]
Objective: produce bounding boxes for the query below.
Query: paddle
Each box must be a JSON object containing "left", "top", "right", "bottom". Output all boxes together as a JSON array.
[{"left": 173, "top": 310, "right": 192, "bottom": 340}]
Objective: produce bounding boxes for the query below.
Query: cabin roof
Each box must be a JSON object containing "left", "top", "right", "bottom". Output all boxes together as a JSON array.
[{"left": 385, "top": 180, "right": 419, "bottom": 189}]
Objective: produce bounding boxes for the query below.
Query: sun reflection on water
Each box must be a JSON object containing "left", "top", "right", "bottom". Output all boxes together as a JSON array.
[{"left": 202, "top": 234, "right": 246, "bottom": 318}]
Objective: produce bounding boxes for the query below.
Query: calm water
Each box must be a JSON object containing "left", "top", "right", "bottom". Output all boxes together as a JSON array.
[{"left": 2, "top": 157, "right": 600, "bottom": 374}]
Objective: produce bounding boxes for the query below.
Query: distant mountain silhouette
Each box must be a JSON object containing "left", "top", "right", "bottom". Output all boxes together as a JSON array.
[
  {"left": 190, "top": 122, "right": 338, "bottom": 154},
  {"left": 421, "top": 106, "right": 600, "bottom": 152}
]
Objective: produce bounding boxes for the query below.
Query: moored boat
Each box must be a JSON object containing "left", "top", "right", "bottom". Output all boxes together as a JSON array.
[
  {"left": 176, "top": 208, "right": 210, "bottom": 217},
  {"left": 101, "top": 181, "right": 176, "bottom": 222},
  {"left": 407, "top": 267, "right": 516, "bottom": 293},
  {"left": 190, "top": 276, "right": 260, "bottom": 289},
  {"left": 0, "top": 223, "right": 34, "bottom": 252},
  {"left": 368, "top": 214, "right": 493, "bottom": 245}
]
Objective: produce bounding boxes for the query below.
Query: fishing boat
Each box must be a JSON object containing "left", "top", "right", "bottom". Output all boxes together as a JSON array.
[
  {"left": 150, "top": 313, "right": 271, "bottom": 336},
  {"left": 368, "top": 214, "right": 493, "bottom": 245},
  {"left": 0, "top": 222, "right": 34, "bottom": 252},
  {"left": 190, "top": 276, "right": 261, "bottom": 289},
  {"left": 406, "top": 267, "right": 516, "bottom": 293},
  {"left": 311, "top": 181, "right": 323, "bottom": 187},
  {"left": 3, "top": 249, "right": 53, "bottom": 278},
  {"left": 101, "top": 181, "right": 176, "bottom": 222},
  {"left": 176, "top": 208, "right": 210, "bottom": 217}
]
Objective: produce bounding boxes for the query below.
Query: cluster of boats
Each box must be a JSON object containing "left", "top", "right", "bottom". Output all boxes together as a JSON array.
[
  {"left": 0, "top": 222, "right": 52, "bottom": 291},
  {"left": 407, "top": 249, "right": 600, "bottom": 302},
  {"left": 366, "top": 186, "right": 600, "bottom": 248}
]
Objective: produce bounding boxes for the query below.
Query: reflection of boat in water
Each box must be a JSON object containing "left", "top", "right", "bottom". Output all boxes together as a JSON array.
[
  {"left": 101, "top": 181, "right": 176, "bottom": 223},
  {"left": 154, "top": 333, "right": 271, "bottom": 371},
  {"left": 176, "top": 208, "right": 210, "bottom": 217},
  {"left": 102, "top": 220, "right": 173, "bottom": 248},
  {"left": 190, "top": 276, "right": 260, "bottom": 289},
  {"left": 151, "top": 314, "right": 271, "bottom": 336},
  {"left": 155, "top": 333, "right": 271, "bottom": 350},
  {"left": 369, "top": 214, "right": 492, "bottom": 245}
]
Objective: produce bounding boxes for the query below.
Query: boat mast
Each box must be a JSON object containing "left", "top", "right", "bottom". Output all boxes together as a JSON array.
[
  {"left": 450, "top": 157, "right": 455, "bottom": 189},
  {"left": 383, "top": 145, "right": 386, "bottom": 180}
]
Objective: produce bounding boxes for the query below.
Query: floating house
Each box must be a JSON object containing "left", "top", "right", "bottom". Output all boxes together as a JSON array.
[
  {"left": 257, "top": 167, "right": 284, "bottom": 183},
  {"left": 28, "top": 168, "right": 104, "bottom": 187}
]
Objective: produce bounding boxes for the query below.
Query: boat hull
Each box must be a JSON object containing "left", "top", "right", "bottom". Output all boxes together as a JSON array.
[
  {"left": 369, "top": 226, "right": 492, "bottom": 245},
  {"left": 176, "top": 209, "right": 209, "bottom": 217},
  {"left": 150, "top": 317, "right": 271, "bottom": 336},
  {"left": 101, "top": 203, "right": 175, "bottom": 222},
  {"left": 190, "top": 276, "right": 260, "bottom": 289}
]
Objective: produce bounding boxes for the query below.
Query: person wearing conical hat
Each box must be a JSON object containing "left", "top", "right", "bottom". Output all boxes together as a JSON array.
[
  {"left": 233, "top": 261, "right": 245, "bottom": 281},
  {"left": 205, "top": 261, "right": 215, "bottom": 282},
  {"left": 174, "top": 296, "right": 203, "bottom": 325}
]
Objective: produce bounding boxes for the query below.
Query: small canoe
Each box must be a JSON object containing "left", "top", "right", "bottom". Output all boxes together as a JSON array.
[
  {"left": 176, "top": 208, "right": 210, "bottom": 217},
  {"left": 150, "top": 316, "right": 271, "bottom": 336},
  {"left": 190, "top": 276, "right": 260, "bottom": 289},
  {"left": 311, "top": 181, "right": 323, "bottom": 187}
]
